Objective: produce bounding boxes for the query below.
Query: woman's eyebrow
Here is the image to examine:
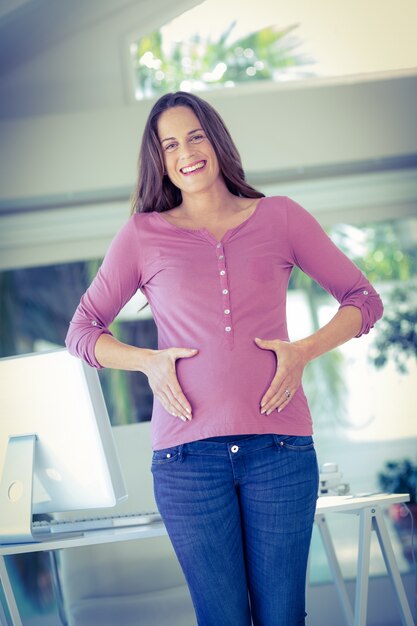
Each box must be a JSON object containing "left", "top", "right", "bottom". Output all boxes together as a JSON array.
[{"left": 160, "top": 128, "right": 204, "bottom": 143}]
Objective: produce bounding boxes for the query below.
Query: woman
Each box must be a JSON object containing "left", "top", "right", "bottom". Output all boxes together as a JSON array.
[{"left": 66, "top": 91, "right": 384, "bottom": 625}]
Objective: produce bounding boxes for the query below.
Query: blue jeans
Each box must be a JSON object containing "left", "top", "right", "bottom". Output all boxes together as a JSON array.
[{"left": 151, "top": 433, "right": 319, "bottom": 626}]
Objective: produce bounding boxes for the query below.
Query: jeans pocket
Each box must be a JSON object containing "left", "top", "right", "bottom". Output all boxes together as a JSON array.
[
  {"left": 275, "top": 434, "right": 315, "bottom": 451},
  {"left": 151, "top": 445, "right": 181, "bottom": 466}
]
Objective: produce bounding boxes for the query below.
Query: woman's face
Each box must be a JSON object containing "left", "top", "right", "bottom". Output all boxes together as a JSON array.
[{"left": 157, "top": 106, "right": 222, "bottom": 197}]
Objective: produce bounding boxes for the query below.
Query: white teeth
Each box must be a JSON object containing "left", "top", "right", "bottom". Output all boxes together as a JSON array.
[{"left": 181, "top": 161, "right": 205, "bottom": 174}]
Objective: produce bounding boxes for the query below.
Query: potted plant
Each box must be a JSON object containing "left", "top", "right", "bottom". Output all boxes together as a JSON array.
[{"left": 377, "top": 458, "right": 417, "bottom": 564}]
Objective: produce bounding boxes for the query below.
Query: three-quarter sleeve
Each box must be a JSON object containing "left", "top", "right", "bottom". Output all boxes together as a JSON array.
[
  {"left": 65, "top": 216, "right": 142, "bottom": 368},
  {"left": 285, "top": 196, "right": 384, "bottom": 337}
]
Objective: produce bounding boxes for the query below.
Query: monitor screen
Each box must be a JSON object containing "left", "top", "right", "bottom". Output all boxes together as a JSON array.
[{"left": 0, "top": 348, "right": 127, "bottom": 517}]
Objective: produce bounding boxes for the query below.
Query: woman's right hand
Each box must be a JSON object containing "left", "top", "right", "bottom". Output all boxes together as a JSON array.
[{"left": 143, "top": 347, "right": 198, "bottom": 422}]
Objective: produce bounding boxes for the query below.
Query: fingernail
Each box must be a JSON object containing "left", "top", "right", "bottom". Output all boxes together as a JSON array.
[
  {"left": 186, "top": 408, "right": 191, "bottom": 413},
  {"left": 260, "top": 408, "right": 266, "bottom": 414},
  {"left": 277, "top": 407, "right": 282, "bottom": 413},
  {"left": 180, "top": 416, "right": 187, "bottom": 422}
]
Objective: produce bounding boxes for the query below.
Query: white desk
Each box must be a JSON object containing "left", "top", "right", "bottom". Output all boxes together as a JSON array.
[
  {"left": 312, "top": 493, "right": 414, "bottom": 626},
  {"left": 0, "top": 493, "right": 414, "bottom": 626}
]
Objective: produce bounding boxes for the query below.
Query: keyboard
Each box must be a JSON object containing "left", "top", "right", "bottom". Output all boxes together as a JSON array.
[{"left": 32, "top": 511, "right": 162, "bottom": 538}]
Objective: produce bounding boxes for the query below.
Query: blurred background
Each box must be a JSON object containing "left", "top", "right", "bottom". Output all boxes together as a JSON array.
[{"left": 0, "top": 0, "right": 416, "bottom": 624}]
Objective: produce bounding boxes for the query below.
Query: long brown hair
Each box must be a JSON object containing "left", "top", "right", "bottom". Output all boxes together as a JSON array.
[{"left": 130, "top": 91, "right": 264, "bottom": 215}]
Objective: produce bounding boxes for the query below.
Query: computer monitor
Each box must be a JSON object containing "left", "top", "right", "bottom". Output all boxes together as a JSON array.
[{"left": 0, "top": 348, "right": 127, "bottom": 543}]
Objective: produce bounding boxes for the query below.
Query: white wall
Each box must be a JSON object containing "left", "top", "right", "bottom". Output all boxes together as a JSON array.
[{"left": 1, "top": 72, "right": 416, "bottom": 201}]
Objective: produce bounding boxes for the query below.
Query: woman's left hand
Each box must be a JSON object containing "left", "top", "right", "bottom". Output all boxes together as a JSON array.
[{"left": 254, "top": 337, "right": 308, "bottom": 414}]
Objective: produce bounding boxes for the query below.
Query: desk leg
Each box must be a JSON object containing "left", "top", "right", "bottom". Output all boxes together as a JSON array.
[
  {"left": 315, "top": 515, "right": 354, "bottom": 626},
  {"left": 0, "top": 557, "right": 22, "bottom": 626},
  {"left": 354, "top": 507, "right": 372, "bottom": 626},
  {"left": 373, "top": 506, "right": 414, "bottom": 626},
  {"left": 0, "top": 591, "right": 8, "bottom": 626}
]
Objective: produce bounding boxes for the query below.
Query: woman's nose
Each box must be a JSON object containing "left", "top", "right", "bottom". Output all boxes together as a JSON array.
[{"left": 178, "top": 143, "right": 195, "bottom": 161}]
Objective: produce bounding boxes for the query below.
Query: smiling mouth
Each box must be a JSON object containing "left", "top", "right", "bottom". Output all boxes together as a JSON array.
[{"left": 180, "top": 160, "right": 207, "bottom": 175}]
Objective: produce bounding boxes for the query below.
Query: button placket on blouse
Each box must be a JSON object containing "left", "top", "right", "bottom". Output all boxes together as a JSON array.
[{"left": 216, "top": 242, "right": 233, "bottom": 346}]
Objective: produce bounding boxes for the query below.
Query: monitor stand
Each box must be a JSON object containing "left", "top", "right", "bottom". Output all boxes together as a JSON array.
[{"left": 0, "top": 434, "right": 37, "bottom": 544}]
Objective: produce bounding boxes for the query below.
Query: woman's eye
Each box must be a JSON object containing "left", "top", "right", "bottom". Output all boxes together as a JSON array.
[
  {"left": 164, "top": 143, "right": 177, "bottom": 151},
  {"left": 190, "top": 134, "right": 205, "bottom": 143}
]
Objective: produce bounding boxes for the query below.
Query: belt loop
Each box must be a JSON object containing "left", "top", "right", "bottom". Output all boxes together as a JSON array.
[{"left": 179, "top": 443, "right": 185, "bottom": 462}]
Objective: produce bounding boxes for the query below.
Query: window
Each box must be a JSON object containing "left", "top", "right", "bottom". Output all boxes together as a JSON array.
[
  {"left": 129, "top": 0, "right": 417, "bottom": 100},
  {"left": 130, "top": 0, "right": 315, "bottom": 100},
  {"left": 0, "top": 260, "right": 157, "bottom": 426}
]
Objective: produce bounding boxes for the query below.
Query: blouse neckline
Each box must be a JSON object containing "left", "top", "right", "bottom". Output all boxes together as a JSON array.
[{"left": 151, "top": 196, "right": 265, "bottom": 244}]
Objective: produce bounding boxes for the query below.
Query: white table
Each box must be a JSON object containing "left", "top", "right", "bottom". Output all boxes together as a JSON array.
[
  {"left": 312, "top": 493, "right": 414, "bottom": 626},
  {"left": 0, "top": 493, "right": 414, "bottom": 626}
]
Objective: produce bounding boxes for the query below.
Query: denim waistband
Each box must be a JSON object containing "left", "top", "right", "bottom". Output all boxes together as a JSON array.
[
  {"left": 181, "top": 433, "right": 283, "bottom": 456},
  {"left": 199, "top": 434, "right": 261, "bottom": 443}
]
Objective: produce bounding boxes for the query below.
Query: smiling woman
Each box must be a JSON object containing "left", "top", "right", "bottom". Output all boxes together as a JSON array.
[
  {"left": 132, "top": 90, "right": 263, "bottom": 214},
  {"left": 66, "top": 90, "right": 383, "bottom": 626},
  {"left": 157, "top": 107, "right": 221, "bottom": 196}
]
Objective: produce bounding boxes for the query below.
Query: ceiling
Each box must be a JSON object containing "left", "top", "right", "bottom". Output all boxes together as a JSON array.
[{"left": 0, "top": 0, "right": 202, "bottom": 117}]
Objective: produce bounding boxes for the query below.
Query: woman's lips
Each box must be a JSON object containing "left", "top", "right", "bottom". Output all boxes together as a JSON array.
[{"left": 180, "top": 160, "right": 207, "bottom": 176}]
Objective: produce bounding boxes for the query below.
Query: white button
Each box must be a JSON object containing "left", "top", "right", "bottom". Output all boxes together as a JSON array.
[
  {"left": 225, "top": 326, "right": 231, "bottom": 332},
  {"left": 363, "top": 290, "right": 369, "bottom": 295},
  {"left": 219, "top": 255, "right": 224, "bottom": 259},
  {"left": 222, "top": 289, "right": 229, "bottom": 294},
  {"left": 92, "top": 321, "right": 98, "bottom": 326},
  {"left": 166, "top": 453, "right": 171, "bottom": 458},
  {"left": 231, "top": 445, "right": 239, "bottom": 453},
  {"left": 224, "top": 309, "right": 230, "bottom": 314},
  {"left": 220, "top": 270, "right": 226, "bottom": 276},
  {"left": 217, "top": 243, "right": 222, "bottom": 248}
]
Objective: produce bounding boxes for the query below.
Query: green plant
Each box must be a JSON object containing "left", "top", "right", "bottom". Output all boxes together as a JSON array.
[
  {"left": 377, "top": 459, "right": 417, "bottom": 503},
  {"left": 369, "top": 284, "right": 417, "bottom": 375},
  {"left": 131, "top": 21, "right": 315, "bottom": 99}
]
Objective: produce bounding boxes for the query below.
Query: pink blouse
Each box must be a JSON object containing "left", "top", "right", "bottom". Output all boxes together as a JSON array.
[{"left": 65, "top": 196, "right": 384, "bottom": 450}]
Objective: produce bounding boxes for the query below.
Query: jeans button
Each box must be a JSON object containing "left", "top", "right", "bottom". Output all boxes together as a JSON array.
[{"left": 231, "top": 445, "right": 239, "bottom": 453}]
